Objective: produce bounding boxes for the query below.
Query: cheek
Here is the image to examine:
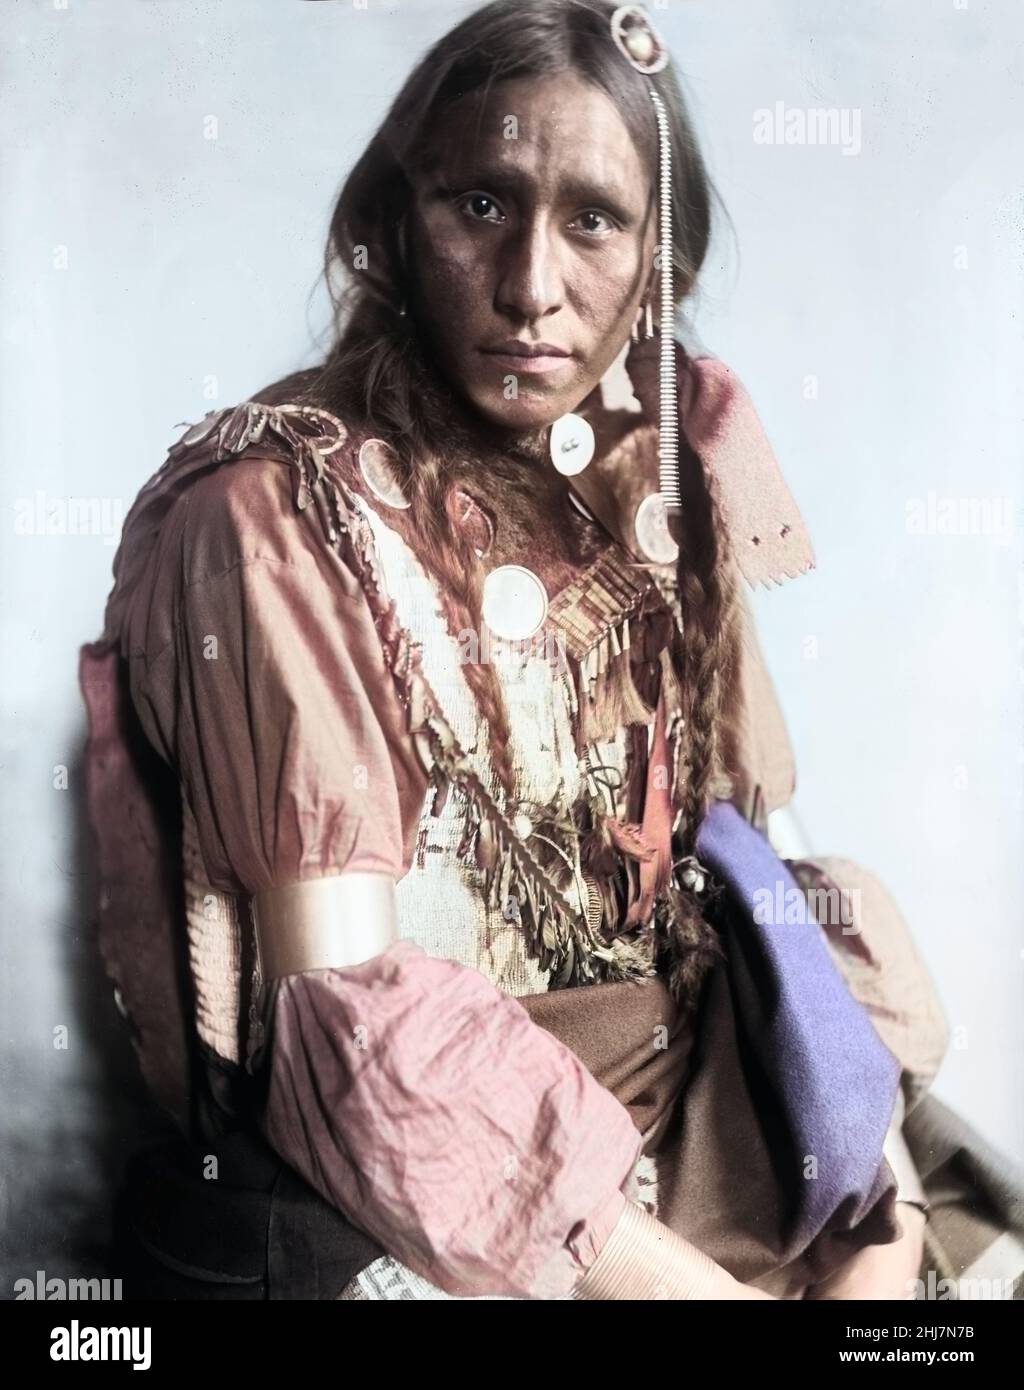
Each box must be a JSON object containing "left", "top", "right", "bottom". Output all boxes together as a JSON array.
[
  {"left": 563, "top": 251, "right": 646, "bottom": 385},
  {"left": 568, "top": 247, "right": 646, "bottom": 329},
  {"left": 413, "top": 216, "right": 490, "bottom": 322}
]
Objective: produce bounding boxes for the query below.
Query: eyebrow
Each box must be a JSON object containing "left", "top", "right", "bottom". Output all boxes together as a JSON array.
[{"left": 430, "top": 162, "right": 642, "bottom": 226}]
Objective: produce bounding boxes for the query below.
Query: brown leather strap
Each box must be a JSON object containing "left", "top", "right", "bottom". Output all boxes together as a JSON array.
[{"left": 632, "top": 680, "right": 674, "bottom": 926}]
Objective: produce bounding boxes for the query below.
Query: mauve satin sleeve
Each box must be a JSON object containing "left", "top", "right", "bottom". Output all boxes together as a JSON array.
[
  {"left": 261, "top": 940, "right": 641, "bottom": 1299},
  {"left": 138, "top": 455, "right": 640, "bottom": 1296},
  {"left": 139, "top": 458, "right": 430, "bottom": 895}
]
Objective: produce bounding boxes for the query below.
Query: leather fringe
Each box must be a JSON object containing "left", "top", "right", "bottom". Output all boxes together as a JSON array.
[{"left": 569, "top": 616, "right": 656, "bottom": 749}]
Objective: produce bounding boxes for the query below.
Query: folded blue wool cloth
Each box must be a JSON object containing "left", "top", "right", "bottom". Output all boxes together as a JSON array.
[{"left": 693, "top": 798, "right": 903, "bottom": 1255}]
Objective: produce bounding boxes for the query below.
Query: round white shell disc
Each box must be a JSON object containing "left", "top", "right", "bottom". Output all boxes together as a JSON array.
[
  {"left": 634, "top": 492, "right": 679, "bottom": 564},
  {"left": 359, "top": 438, "right": 409, "bottom": 509},
  {"left": 482, "top": 564, "right": 548, "bottom": 641},
  {"left": 549, "top": 413, "right": 595, "bottom": 476}
]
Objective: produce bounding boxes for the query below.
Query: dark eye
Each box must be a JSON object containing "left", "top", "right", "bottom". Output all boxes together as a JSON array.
[
  {"left": 456, "top": 192, "right": 506, "bottom": 224},
  {"left": 572, "top": 209, "right": 617, "bottom": 236}
]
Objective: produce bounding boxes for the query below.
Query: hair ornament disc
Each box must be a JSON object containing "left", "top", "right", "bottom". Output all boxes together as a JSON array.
[{"left": 609, "top": 5, "right": 669, "bottom": 75}]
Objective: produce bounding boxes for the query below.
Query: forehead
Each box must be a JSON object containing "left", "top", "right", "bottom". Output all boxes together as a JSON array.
[{"left": 415, "top": 73, "right": 651, "bottom": 205}]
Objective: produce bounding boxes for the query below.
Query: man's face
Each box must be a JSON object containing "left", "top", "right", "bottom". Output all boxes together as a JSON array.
[{"left": 407, "top": 74, "right": 657, "bottom": 431}]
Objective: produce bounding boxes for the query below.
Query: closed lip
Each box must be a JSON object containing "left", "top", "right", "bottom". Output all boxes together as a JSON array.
[{"left": 480, "top": 340, "right": 572, "bottom": 358}]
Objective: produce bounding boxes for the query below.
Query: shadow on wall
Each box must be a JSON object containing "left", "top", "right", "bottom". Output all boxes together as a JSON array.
[{"left": 1, "top": 733, "right": 172, "bottom": 1297}]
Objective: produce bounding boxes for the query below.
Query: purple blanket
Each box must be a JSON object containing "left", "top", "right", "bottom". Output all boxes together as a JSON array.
[{"left": 695, "top": 799, "right": 901, "bottom": 1245}]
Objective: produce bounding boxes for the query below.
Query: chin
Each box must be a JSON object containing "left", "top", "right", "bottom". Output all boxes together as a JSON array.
[{"left": 467, "top": 384, "right": 580, "bottom": 433}]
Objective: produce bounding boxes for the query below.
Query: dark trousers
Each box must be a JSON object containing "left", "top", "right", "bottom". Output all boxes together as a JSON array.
[{"left": 109, "top": 1128, "right": 383, "bottom": 1300}]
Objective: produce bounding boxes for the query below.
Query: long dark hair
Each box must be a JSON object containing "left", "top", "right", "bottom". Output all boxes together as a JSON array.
[{"left": 293, "top": 0, "right": 738, "bottom": 914}]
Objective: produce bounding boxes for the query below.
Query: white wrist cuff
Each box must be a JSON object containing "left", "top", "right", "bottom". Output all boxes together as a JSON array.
[{"left": 572, "top": 1199, "right": 719, "bottom": 1300}]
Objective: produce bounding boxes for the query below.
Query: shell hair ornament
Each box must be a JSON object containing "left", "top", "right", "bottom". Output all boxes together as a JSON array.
[
  {"left": 610, "top": 2, "right": 670, "bottom": 74},
  {"left": 609, "top": 5, "right": 681, "bottom": 528}
]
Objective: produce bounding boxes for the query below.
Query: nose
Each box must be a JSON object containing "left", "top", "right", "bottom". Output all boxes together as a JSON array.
[{"left": 493, "top": 215, "right": 564, "bottom": 323}]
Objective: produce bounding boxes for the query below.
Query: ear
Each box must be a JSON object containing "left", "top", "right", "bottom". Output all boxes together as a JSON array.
[
  {"left": 622, "top": 332, "right": 664, "bottom": 421},
  {"left": 646, "top": 250, "right": 662, "bottom": 308},
  {"left": 622, "top": 251, "right": 666, "bottom": 418}
]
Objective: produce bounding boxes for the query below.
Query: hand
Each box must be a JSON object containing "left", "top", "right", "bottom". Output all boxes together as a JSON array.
[
  {"left": 706, "top": 1262, "right": 777, "bottom": 1300},
  {"left": 574, "top": 1200, "right": 781, "bottom": 1300},
  {"left": 721, "top": 1276, "right": 778, "bottom": 1301},
  {"left": 802, "top": 1204, "right": 926, "bottom": 1300}
]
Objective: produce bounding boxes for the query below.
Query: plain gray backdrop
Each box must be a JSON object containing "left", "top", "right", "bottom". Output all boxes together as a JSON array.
[{"left": 1, "top": 0, "right": 1021, "bottom": 1287}]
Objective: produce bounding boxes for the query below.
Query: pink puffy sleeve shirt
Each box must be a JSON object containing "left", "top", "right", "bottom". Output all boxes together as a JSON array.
[{"left": 123, "top": 449, "right": 642, "bottom": 1300}]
